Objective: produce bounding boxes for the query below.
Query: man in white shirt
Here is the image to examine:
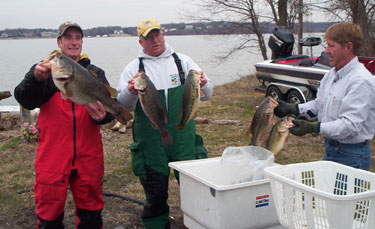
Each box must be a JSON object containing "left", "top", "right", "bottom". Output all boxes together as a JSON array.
[
  {"left": 274, "top": 22, "right": 375, "bottom": 170},
  {"left": 117, "top": 18, "right": 213, "bottom": 228}
]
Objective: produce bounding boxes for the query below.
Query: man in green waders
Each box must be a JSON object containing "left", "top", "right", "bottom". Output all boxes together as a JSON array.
[{"left": 117, "top": 18, "right": 213, "bottom": 228}]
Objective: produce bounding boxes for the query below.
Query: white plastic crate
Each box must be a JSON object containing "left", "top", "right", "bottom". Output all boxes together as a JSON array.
[
  {"left": 264, "top": 161, "right": 375, "bottom": 229},
  {"left": 169, "top": 157, "right": 281, "bottom": 229}
]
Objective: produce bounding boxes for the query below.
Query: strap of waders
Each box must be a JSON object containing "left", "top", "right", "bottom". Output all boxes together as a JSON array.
[
  {"left": 138, "top": 52, "right": 185, "bottom": 84},
  {"left": 172, "top": 53, "right": 185, "bottom": 84}
]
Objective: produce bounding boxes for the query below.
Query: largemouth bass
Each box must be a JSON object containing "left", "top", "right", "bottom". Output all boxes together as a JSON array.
[
  {"left": 266, "top": 115, "right": 295, "bottom": 157},
  {"left": 175, "top": 69, "right": 201, "bottom": 129},
  {"left": 43, "top": 50, "right": 133, "bottom": 124},
  {"left": 134, "top": 73, "right": 173, "bottom": 146},
  {"left": 248, "top": 96, "right": 278, "bottom": 146}
]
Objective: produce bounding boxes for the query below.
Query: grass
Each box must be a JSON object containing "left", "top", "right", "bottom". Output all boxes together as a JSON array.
[
  {"left": 0, "top": 74, "right": 374, "bottom": 228},
  {"left": 0, "top": 136, "right": 21, "bottom": 151}
]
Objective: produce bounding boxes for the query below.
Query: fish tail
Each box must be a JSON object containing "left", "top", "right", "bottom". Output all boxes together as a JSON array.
[
  {"left": 173, "top": 124, "right": 185, "bottom": 130},
  {"left": 114, "top": 107, "right": 133, "bottom": 125},
  {"left": 249, "top": 138, "right": 256, "bottom": 146},
  {"left": 114, "top": 115, "right": 127, "bottom": 125},
  {"left": 245, "top": 126, "right": 252, "bottom": 136},
  {"left": 249, "top": 135, "right": 262, "bottom": 146},
  {"left": 161, "top": 131, "right": 173, "bottom": 147}
]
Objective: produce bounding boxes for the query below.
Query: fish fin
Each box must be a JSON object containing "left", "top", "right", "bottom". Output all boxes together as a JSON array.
[
  {"left": 88, "top": 70, "right": 98, "bottom": 78},
  {"left": 261, "top": 132, "right": 268, "bottom": 140},
  {"left": 174, "top": 125, "right": 185, "bottom": 130},
  {"left": 249, "top": 140, "right": 256, "bottom": 146},
  {"left": 261, "top": 142, "right": 267, "bottom": 148},
  {"left": 195, "top": 88, "right": 200, "bottom": 98},
  {"left": 114, "top": 106, "right": 133, "bottom": 125},
  {"left": 60, "top": 92, "right": 68, "bottom": 100},
  {"left": 104, "top": 84, "right": 118, "bottom": 98},
  {"left": 149, "top": 120, "right": 158, "bottom": 130},
  {"left": 246, "top": 120, "right": 253, "bottom": 136},
  {"left": 43, "top": 50, "right": 58, "bottom": 64},
  {"left": 249, "top": 135, "right": 259, "bottom": 146},
  {"left": 64, "top": 83, "right": 74, "bottom": 97},
  {"left": 164, "top": 115, "right": 168, "bottom": 124},
  {"left": 161, "top": 131, "right": 173, "bottom": 147}
]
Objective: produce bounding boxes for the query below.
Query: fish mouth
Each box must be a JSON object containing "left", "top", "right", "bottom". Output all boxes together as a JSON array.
[
  {"left": 269, "top": 96, "right": 279, "bottom": 107},
  {"left": 284, "top": 116, "right": 295, "bottom": 128},
  {"left": 54, "top": 77, "right": 69, "bottom": 82}
]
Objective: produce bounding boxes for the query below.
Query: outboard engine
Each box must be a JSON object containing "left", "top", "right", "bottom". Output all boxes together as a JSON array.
[{"left": 268, "top": 27, "right": 294, "bottom": 59}]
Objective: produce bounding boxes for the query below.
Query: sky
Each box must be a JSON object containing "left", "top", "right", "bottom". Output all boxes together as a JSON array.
[{"left": 0, "top": 0, "right": 201, "bottom": 30}]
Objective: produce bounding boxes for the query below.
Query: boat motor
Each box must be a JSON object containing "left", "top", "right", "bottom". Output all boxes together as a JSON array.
[{"left": 268, "top": 27, "right": 294, "bottom": 59}]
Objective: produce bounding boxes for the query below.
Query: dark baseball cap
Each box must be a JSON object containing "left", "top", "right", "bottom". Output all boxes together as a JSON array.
[{"left": 57, "top": 21, "right": 83, "bottom": 38}]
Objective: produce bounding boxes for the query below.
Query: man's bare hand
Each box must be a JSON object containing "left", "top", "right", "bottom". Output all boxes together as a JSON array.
[
  {"left": 199, "top": 72, "right": 207, "bottom": 87},
  {"left": 34, "top": 62, "right": 51, "bottom": 81},
  {"left": 128, "top": 72, "right": 143, "bottom": 95},
  {"left": 85, "top": 101, "right": 106, "bottom": 121}
]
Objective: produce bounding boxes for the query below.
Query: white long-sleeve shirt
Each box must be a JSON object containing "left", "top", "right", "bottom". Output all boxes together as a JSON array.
[
  {"left": 117, "top": 43, "right": 213, "bottom": 111},
  {"left": 298, "top": 57, "right": 375, "bottom": 144}
]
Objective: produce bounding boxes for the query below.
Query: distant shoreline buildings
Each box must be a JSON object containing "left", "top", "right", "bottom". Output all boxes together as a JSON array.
[{"left": 0, "top": 21, "right": 335, "bottom": 39}]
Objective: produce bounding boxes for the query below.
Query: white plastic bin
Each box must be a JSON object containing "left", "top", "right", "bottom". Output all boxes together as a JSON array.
[
  {"left": 264, "top": 161, "right": 375, "bottom": 229},
  {"left": 169, "top": 157, "right": 281, "bottom": 229}
]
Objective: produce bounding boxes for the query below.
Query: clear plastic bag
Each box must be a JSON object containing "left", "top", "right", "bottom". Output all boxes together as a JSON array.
[{"left": 220, "top": 146, "right": 274, "bottom": 184}]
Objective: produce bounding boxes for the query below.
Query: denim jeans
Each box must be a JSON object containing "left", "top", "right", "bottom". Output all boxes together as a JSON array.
[{"left": 324, "top": 139, "right": 371, "bottom": 170}]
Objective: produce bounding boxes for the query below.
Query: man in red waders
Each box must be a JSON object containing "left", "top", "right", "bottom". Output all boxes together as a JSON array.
[{"left": 14, "top": 21, "right": 114, "bottom": 228}]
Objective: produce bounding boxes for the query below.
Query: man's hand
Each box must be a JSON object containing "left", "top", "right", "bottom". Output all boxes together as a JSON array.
[
  {"left": 128, "top": 72, "right": 142, "bottom": 95},
  {"left": 289, "top": 119, "right": 320, "bottom": 136},
  {"left": 34, "top": 62, "right": 51, "bottom": 82},
  {"left": 85, "top": 101, "right": 106, "bottom": 122},
  {"left": 274, "top": 100, "right": 299, "bottom": 118},
  {"left": 199, "top": 72, "right": 207, "bottom": 87}
]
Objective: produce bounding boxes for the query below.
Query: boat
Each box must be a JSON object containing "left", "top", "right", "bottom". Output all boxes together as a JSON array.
[{"left": 255, "top": 27, "right": 375, "bottom": 104}]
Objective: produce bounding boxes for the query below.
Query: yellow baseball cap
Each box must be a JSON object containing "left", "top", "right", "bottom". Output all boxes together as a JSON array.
[{"left": 137, "top": 18, "right": 161, "bottom": 38}]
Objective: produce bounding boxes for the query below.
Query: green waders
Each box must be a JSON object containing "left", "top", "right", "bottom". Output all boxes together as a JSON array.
[{"left": 129, "top": 85, "right": 207, "bottom": 229}]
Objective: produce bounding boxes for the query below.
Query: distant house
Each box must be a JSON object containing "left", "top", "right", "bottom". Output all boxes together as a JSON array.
[
  {"left": 185, "top": 25, "right": 194, "bottom": 30},
  {"left": 41, "top": 32, "right": 57, "bottom": 38}
]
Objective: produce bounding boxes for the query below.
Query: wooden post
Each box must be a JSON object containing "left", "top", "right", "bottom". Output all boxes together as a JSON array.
[{"left": 20, "top": 106, "right": 31, "bottom": 138}]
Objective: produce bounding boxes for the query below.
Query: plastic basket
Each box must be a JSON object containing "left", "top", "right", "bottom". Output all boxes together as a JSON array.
[{"left": 264, "top": 161, "right": 375, "bottom": 229}]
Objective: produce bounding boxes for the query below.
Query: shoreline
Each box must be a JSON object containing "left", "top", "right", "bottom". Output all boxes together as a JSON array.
[
  {"left": 0, "top": 105, "right": 20, "bottom": 113},
  {"left": 0, "top": 105, "right": 39, "bottom": 113}
]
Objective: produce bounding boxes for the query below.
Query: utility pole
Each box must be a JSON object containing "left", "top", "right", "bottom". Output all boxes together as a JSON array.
[{"left": 298, "top": 0, "right": 303, "bottom": 55}]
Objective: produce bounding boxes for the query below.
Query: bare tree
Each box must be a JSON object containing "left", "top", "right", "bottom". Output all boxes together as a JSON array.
[
  {"left": 313, "top": 0, "right": 375, "bottom": 56},
  {"left": 188, "top": 0, "right": 302, "bottom": 61},
  {"left": 266, "top": 0, "right": 289, "bottom": 26}
]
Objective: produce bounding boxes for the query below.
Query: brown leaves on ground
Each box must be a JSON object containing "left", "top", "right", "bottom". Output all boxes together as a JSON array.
[{"left": 0, "top": 74, "right": 374, "bottom": 228}]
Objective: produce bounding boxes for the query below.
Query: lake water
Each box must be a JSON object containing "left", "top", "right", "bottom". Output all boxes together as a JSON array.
[{"left": 0, "top": 34, "right": 324, "bottom": 106}]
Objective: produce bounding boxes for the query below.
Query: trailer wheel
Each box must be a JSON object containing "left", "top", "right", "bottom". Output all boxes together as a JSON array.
[
  {"left": 287, "top": 90, "right": 304, "bottom": 104},
  {"left": 266, "top": 86, "right": 284, "bottom": 101}
]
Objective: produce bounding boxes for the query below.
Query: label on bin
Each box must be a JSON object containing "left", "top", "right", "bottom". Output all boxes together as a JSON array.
[{"left": 255, "top": 195, "right": 269, "bottom": 208}]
